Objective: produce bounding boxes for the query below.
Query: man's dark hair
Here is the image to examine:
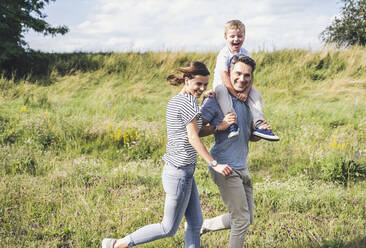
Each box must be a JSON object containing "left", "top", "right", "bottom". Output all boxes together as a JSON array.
[{"left": 229, "top": 55, "right": 256, "bottom": 72}]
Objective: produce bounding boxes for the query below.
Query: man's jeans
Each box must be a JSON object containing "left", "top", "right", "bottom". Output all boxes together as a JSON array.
[
  {"left": 120, "top": 163, "right": 202, "bottom": 248},
  {"left": 206, "top": 167, "right": 254, "bottom": 248}
]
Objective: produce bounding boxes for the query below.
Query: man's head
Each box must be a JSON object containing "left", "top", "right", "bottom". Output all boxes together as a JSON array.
[
  {"left": 229, "top": 55, "right": 256, "bottom": 93},
  {"left": 224, "top": 20, "right": 245, "bottom": 53}
]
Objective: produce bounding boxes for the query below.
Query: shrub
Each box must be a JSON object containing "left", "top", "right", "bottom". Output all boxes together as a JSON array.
[{"left": 322, "top": 157, "right": 366, "bottom": 186}]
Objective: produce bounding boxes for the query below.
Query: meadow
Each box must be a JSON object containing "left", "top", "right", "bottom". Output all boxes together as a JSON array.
[{"left": 0, "top": 47, "right": 365, "bottom": 247}]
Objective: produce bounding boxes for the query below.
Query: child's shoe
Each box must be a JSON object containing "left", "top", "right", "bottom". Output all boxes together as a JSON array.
[
  {"left": 228, "top": 123, "right": 240, "bottom": 138},
  {"left": 253, "top": 128, "right": 279, "bottom": 141}
]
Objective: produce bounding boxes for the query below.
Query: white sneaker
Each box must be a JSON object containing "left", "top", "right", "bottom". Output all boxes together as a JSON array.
[{"left": 102, "top": 238, "right": 116, "bottom": 248}]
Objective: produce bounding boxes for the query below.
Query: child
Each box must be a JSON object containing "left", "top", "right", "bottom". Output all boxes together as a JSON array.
[{"left": 213, "top": 20, "right": 279, "bottom": 141}]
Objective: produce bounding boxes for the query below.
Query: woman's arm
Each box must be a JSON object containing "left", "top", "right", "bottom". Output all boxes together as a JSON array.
[{"left": 187, "top": 117, "right": 232, "bottom": 176}]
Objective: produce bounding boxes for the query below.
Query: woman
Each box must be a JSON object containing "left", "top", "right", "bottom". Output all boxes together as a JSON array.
[{"left": 102, "top": 61, "right": 233, "bottom": 248}]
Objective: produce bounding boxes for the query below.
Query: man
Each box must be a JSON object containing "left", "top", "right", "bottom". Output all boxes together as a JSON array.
[{"left": 199, "top": 55, "right": 270, "bottom": 248}]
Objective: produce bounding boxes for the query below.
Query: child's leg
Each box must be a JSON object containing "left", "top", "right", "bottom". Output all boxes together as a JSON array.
[
  {"left": 214, "top": 84, "right": 235, "bottom": 115},
  {"left": 214, "top": 84, "right": 239, "bottom": 138},
  {"left": 248, "top": 88, "right": 280, "bottom": 141},
  {"left": 247, "top": 87, "right": 265, "bottom": 128}
]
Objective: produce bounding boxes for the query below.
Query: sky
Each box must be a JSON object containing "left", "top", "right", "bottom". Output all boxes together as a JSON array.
[{"left": 24, "top": 0, "right": 343, "bottom": 53}]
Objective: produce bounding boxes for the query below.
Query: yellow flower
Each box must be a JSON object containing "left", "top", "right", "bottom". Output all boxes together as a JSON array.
[
  {"left": 114, "top": 129, "right": 123, "bottom": 142},
  {"left": 107, "top": 123, "right": 113, "bottom": 131},
  {"left": 21, "top": 106, "right": 27, "bottom": 112}
]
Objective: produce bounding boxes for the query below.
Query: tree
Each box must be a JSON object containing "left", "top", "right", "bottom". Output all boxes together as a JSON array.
[
  {"left": 320, "top": 0, "right": 366, "bottom": 47},
  {"left": 0, "top": 0, "right": 68, "bottom": 63}
]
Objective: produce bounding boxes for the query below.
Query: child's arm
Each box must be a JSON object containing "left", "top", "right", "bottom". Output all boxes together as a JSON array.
[
  {"left": 220, "top": 70, "right": 237, "bottom": 97},
  {"left": 236, "top": 79, "right": 253, "bottom": 102},
  {"left": 220, "top": 70, "right": 250, "bottom": 102}
]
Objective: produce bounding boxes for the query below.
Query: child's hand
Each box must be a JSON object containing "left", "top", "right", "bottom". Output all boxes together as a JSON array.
[{"left": 236, "top": 92, "right": 248, "bottom": 102}]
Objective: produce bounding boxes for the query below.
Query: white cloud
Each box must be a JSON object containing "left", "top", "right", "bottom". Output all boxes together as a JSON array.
[{"left": 24, "top": 0, "right": 341, "bottom": 53}]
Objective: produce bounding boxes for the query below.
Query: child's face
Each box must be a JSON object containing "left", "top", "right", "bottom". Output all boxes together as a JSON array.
[{"left": 225, "top": 28, "right": 245, "bottom": 53}]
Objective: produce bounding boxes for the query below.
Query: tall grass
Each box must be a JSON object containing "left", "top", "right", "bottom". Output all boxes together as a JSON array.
[{"left": 0, "top": 47, "right": 365, "bottom": 247}]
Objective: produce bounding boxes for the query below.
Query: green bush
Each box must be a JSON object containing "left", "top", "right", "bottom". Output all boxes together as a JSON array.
[{"left": 322, "top": 156, "right": 366, "bottom": 186}]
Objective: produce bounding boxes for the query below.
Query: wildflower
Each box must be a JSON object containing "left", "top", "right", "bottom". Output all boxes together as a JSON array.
[
  {"left": 21, "top": 106, "right": 27, "bottom": 112},
  {"left": 114, "top": 129, "right": 123, "bottom": 142},
  {"left": 34, "top": 223, "right": 38, "bottom": 228},
  {"left": 107, "top": 123, "right": 113, "bottom": 131}
]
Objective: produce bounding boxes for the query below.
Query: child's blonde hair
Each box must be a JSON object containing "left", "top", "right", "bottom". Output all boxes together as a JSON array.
[{"left": 224, "top": 20, "right": 245, "bottom": 36}]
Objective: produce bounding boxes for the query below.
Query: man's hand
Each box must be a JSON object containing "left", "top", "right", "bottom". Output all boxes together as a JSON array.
[
  {"left": 217, "top": 113, "right": 237, "bottom": 131},
  {"left": 213, "top": 163, "right": 233, "bottom": 176},
  {"left": 258, "top": 120, "right": 272, "bottom": 131}
]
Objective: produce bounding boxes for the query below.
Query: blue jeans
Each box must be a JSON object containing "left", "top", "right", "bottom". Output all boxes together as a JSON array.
[{"left": 120, "top": 163, "right": 203, "bottom": 247}]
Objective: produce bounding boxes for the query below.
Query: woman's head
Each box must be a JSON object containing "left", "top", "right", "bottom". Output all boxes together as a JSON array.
[{"left": 167, "top": 61, "right": 210, "bottom": 98}]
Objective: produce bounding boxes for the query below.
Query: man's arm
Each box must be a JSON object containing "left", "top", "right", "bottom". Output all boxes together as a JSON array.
[{"left": 199, "top": 113, "right": 237, "bottom": 137}]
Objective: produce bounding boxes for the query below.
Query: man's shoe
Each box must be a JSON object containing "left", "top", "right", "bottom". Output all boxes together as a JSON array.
[
  {"left": 253, "top": 128, "right": 280, "bottom": 141},
  {"left": 184, "top": 222, "right": 209, "bottom": 236},
  {"left": 228, "top": 123, "right": 239, "bottom": 138},
  {"left": 102, "top": 238, "right": 117, "bottom": 248}
]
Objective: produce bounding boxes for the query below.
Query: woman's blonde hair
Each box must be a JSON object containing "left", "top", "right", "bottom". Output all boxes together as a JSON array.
[
  {"left": 225, "top": 20, "right": 245, "bottom": 36},
  {"left": 166, "top": 61, "right": 210, "bottom": 86}
]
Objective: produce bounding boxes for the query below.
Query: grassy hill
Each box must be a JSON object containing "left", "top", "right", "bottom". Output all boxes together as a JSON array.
[{"left": 1, "top": 47, "right": 366, "bottom": 247}]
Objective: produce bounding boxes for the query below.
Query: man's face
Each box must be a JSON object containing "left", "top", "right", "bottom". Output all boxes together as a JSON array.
[{"left": 230, "top": 62, "right": 253, "bottom": 93}]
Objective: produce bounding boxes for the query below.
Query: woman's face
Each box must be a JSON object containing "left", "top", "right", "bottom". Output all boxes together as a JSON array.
[{"left": 184, "top": 75, "right": 209, "bottom": 98}]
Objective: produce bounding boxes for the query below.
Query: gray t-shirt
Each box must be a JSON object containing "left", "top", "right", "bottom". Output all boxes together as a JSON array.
[{"left": 200, "top": 96, "right": 252, "bottom": 170}]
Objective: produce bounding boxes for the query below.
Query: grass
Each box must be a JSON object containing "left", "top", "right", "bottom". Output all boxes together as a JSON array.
[{"left": 0, "top": 46, "right": 366, "bottom": 247}]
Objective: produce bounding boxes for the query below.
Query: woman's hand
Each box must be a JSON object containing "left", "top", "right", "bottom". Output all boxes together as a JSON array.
[
  {"left": 204, "top": 90, "right": 216, "bottom": 98},
  {"left": 217, "top": 113, "right": 237, "bottom": 131},
  {"left": 213, "top": 163, "right": 233, "bottom": 176},
  {"left": 201, "top": 90, "right": 216, "bottom": 106}
]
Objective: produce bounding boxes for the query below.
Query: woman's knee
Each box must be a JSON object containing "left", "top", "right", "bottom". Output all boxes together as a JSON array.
[
  {"left": 186, "top": 215, "right": 203, "bottom": 230},
  {"left": 161, "top": 222, "right": 179, "bottom": 237}
]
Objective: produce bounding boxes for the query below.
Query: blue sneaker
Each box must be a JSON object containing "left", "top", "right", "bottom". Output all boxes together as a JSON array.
[
  {"left": 228, "top": 123, "right": 240, "bottom": 138},
  {"left": 253, "top": 128, "right": 280, "bottom": 141}
]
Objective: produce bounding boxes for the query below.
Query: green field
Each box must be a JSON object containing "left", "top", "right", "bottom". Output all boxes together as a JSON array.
[{"left": 1, "top": 47, "right": 366, "bottom": 247}]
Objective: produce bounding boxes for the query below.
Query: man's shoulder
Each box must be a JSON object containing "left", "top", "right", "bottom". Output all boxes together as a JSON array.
[
  {"left": 200, "top": 96, "right": 222, "bottom": 121},
  {"left": 201, "top": 96, "right": 219, "bottom": 109}
]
